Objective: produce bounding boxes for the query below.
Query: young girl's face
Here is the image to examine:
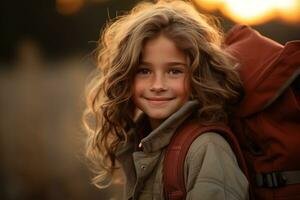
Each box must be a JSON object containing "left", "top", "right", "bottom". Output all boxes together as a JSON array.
[{"left": 132, "top": 34, "right": 190, "bottom": 128}]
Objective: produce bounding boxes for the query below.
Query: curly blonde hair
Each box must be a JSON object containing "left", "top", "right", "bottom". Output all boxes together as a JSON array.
[{"left": 83, "top": 0, "right": 243, "bottom": 188}]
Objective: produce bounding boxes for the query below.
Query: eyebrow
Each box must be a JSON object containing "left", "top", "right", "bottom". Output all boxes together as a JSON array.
[{"left": 140, "top": 61, "right": 186, "bottom": 66}]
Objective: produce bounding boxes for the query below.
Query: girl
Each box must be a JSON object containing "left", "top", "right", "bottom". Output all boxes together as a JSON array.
[{"left": 83, "top": 0, "right": 249, "bottom": 199}]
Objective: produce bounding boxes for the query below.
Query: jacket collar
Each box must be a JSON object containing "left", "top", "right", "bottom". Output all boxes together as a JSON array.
[{"left": 116, "top": 100, "right": 199, "bottom": 156}]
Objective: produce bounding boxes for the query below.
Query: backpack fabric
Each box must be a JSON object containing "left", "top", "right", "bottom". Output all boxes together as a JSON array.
[
  {"left": 163, "top": 120, "right": 249, "bottom": 200},
  {"left": 163, "top": 25, "right": 300, "bottom": 200}
]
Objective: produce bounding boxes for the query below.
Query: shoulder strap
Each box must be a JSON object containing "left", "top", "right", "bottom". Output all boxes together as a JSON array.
[{"left": 163, "top": 120, "right": 249, "bottom": 200}]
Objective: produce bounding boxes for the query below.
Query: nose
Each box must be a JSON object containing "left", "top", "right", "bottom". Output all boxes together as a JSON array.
[{"left": 150, "top": 73, "right": 167, "bottom": 92}]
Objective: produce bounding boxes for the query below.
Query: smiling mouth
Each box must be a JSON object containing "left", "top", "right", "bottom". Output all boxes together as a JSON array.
[
  {"left": 145, "top": 97, "right": 174, "bottom": 101},
  {"left": 145, "top": 97, "right": 174, "bottom": 105}
]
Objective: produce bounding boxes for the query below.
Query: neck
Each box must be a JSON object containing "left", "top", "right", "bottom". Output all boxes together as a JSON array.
[{"left": 149, "top": 118, "right": 164, "bottom": 130}]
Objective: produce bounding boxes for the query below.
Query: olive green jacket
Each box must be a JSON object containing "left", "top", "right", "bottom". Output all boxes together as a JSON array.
[{"left": 116, "top": 100, "right": 249, "bottom": 200}]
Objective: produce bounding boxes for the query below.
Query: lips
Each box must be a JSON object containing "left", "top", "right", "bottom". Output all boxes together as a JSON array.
[
  {"left": 146, "top": 97, "right": 174, "bottom": 101},
  {"left": 145, "top": 97, "right": 174, "bottom": 105}
]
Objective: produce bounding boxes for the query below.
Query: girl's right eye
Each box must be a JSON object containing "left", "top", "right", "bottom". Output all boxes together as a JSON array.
[{"left": 136, "top": 68, "right": 151, "bottom": 75}]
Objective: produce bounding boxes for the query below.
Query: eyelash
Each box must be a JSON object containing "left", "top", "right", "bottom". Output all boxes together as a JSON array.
[
  {"left": 136, "top": 67, "right": 184, "bottom": 75},
  {"left": 136, "top": 68, "right": 151, "bottom": 75},
  {"left": 169, "top": 69, "right": 183, "bottom": 75}
]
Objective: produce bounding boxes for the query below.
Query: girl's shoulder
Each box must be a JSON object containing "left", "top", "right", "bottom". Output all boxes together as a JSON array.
[
  {"left": 185, "top": 131, "right": 237, "bottom": 163},
  {"left": 183, "top": 131, "right": 249, "bottom": 199}
]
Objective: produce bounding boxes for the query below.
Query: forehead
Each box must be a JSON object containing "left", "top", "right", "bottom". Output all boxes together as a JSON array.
[{"left": 141, "top": 34, "right": 187, "bottom": 64}]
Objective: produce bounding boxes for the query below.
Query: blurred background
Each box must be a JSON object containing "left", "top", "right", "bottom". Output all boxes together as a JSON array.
[{"left": 0, "top": 0, "right": 299, "bottom": 199}]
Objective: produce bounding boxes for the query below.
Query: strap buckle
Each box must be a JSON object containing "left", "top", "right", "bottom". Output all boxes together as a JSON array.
[{"left": 256, "top": 172, "right": 287, "bottom": 188}]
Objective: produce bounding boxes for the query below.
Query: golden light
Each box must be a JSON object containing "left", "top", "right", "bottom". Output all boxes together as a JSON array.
[
  {"left": 56, "top": 0, "right": 85, "bottom": 15},
  {"left": 194, "top": 0, "right": 300, "bottom": 25},
  {"left": 194, "top": 0, "right": 224, "bottom": 11},
  {"left": 55, "top": 0, "right": 109, "bottom": 15}
]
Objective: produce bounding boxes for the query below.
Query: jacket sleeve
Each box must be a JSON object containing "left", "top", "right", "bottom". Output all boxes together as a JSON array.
[{"left": 184, "top": 132, "right": 249, "bottom": 200}]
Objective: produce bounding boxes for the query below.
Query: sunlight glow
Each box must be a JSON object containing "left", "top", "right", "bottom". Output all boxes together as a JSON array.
[
  {"left": 56, "top": 0, "right": 85, "bottom": 15},
  {"left": 194, "top": 0, "right": 300, "bottom": 25},
  {"left": 55, "top": 0, "right": 109, "bottom": 15}
]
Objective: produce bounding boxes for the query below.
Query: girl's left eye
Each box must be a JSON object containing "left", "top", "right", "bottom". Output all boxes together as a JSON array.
[{"left": 169, "top": 68, "right": 183, "bottom": 75}]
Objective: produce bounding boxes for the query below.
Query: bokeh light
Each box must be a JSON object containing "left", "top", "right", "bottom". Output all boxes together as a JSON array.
[
  {"left": 194, "top": 0, "right": 300, "bottom": 25},
  {"left": 56, "top": 0, "right": 85, "bottom": 15}
]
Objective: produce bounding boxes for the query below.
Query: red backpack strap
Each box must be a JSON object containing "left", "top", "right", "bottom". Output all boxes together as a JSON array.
[{"left": 163, "top": 120, "right": 249, "bottom": 200}]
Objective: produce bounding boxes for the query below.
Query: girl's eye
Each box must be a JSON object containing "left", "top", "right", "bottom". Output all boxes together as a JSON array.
[
  {"left": 169, "top": 68, "right": 183, "bottom": 75},
  {"left": 136, "top": 68, "right": 151, "bottom": 75}
]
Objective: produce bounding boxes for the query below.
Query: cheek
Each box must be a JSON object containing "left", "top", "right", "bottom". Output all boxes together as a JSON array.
[
  {"left": 132, "top": 78, "right": 144, "bottom": 103},
  {"left": 177, "top": 77, "right": 191, "bottom": 101},
  {"left": 133, "top": 78, "right": 143, "bottom": 95}
]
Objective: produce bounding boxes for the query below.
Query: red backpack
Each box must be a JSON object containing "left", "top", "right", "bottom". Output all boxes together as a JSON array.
[{"left": 163, "top": 25, "right": 300, "bottom": 200}]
